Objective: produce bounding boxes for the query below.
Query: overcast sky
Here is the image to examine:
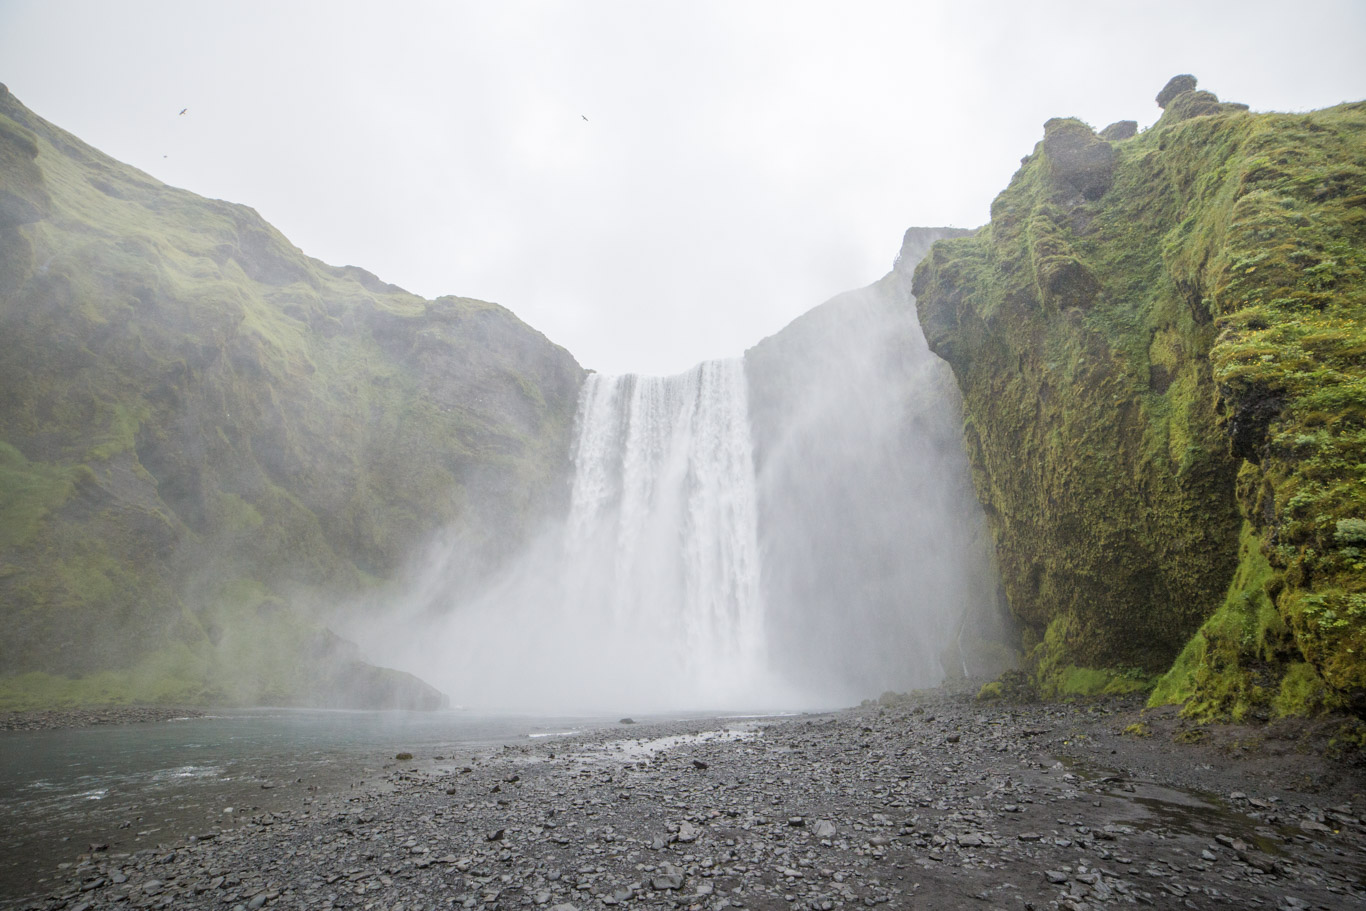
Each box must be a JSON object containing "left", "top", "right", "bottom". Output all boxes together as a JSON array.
[{"left": 3, "top": 1, "right": 1364, "bottom": 374}]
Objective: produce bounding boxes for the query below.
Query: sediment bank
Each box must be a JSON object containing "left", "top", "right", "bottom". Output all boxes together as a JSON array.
[
  {"left": 0, "top": 708, "right": 207, "bottom": 733},
  {"left": 11, "top": 692, "right": 1365, "bottom": 910}
]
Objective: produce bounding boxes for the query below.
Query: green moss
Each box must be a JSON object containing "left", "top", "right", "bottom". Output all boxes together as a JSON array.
[
  {"left": 1147, "top": 630, "right": 1206, "bottom": 706},
  {"left": 0, "top": 86, "right": 586, "bottom": 709},
  {"left": 976, "top": 681, "right": 1005, "bottom": 702},
  {"left": 1026, "top": 614, "right": 1159, "bottom": 699},
  {"left": 1328, "top": 719, "right": 1366, "bottom": 756},
  {"left": 916, "top": 84, "right": 1366, "bottom": 717},
  {"left": 0, "top": 643, "right": 211, "bottom": 710},
  {"left": 1273, "top": 661, "right": 1335, "bottom": 717},
  {"left": 1152, "top": 522, "right": 1343, "bottom": 721},
  {"left": 85, "top": 402, "right": 148, "bottom": 461},
  {"left": 0, "top": 441, "right": 76, "bottom": 547},
  {"left": 208, "top": 491, "right": 264, "bottom": 532},
  {"left": 916, "top": 114, "right": 1245, "bottom": 673},
  {"left": 1050, "top": 665, "right": 1157, "bottom": 698}
]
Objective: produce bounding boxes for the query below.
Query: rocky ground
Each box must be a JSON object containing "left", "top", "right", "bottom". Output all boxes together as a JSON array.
[
  {"left": 10, "top": 690, "right": 1366, "bottom": 911},
  {"left": 0, "top": 708, "right": 206, "bottom": 733}
]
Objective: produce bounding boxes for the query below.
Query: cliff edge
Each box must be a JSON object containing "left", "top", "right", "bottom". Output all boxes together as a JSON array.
[{"left": 914, "top": 76, "right": 1366, "bottom": 718}]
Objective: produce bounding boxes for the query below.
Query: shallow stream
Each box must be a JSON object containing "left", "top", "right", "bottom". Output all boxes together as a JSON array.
[{"left": 0, "top": 708, "right": 625, "bottom": 903}]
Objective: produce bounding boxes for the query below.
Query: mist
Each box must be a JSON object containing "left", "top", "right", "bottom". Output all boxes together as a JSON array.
[
  {"left": 5, "top": 2, "right": 1362, "bottom": 375},
  {"left": 338, "top": 230, "right": 1009, "bottom": 713},
  {"left": 745, "top": 227, "right": 1010, "bottom": 705}
]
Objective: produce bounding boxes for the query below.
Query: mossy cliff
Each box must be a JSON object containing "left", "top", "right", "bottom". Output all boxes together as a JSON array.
[
  {"left": 914, "top": 76, "right": 1366, "bottom": 716},
  {"left": 0, "top": 85, "right": 584, "bottom": 709}
]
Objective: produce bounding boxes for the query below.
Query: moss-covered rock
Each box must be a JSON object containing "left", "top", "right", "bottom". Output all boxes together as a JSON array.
[
  {"left": 914, "top": 77, "right": 1366, "bottom": 716},
  {"left": 0, "top": 84, "right": 584, "bottom": 708}
]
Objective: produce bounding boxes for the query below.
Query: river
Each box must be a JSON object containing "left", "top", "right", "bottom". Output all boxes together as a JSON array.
[{"left": 0, "top": 708, "right": 627, "bottom": 905}]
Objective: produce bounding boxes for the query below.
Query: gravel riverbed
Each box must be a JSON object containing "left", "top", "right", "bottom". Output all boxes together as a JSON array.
[
  {"left": 10, "top": 690, "right": 1365, "bottom": 911},
  {"left": 0, "top": 708, "right": 207, "bottom": 733}
]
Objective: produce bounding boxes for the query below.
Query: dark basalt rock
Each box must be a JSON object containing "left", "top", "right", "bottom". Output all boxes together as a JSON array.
[
  {"left": 1037, "top": 255, "right": 1100, "bottom": 311},
  {"left": 1153, "top": 75, "right": 1251, "bottom": 123},
  {"left": 1222, "top": 383, "right": 1285, "bottom": 465},
  {"left": 1099, "top": 120, "right": 1137, "bottom": 141},
  {"left": 1042, "top": 118, "right": 1114, "bottom": 202},
  {"left": 1165, "top": 89, "right": 1251, "bottom": 122},
  {"left": 18, "top": 698, "right": 1366, "bottom": 911},
  {"left": 1156, "top": 74, "right": 1198, "bottom": 108}
]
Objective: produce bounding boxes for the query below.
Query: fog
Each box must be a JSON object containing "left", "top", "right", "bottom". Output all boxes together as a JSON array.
[
  {"left": 3, "top": 1, "right": 1362, "bottom": 374},
  {"left": 745, "top": 228, "right": 1009, "bottom": 706},
  {"left": 339, "top": 233, "right": 1008, "bottom": 713},
  {"left": 340, "top": 362, "right": 786, "bottom": 714},
  {"left": 2, "top": 1, "right": 1364, "bottom": 719}
]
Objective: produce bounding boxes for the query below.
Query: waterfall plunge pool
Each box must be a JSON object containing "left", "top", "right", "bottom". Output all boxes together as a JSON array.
[{"left": 0, "top": 707, "right": 728, "bottom": 904}]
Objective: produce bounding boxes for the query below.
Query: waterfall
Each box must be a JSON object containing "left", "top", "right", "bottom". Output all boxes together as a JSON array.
[
  {"left": 561, "top": 361, "right": 769, "bottom": 706},
  {"left": 352, "top": 230, "right": 1008, "bottom": 712},
  {"left": 394, "top": 359, "right": 779, "bottom": 712}
]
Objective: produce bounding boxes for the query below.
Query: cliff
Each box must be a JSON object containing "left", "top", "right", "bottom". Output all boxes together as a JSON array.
[
  {"left": 0, "top": 85, "right": 585, "bottom": 709},
  {"left": 914, "top": 76, "right": 1366, "bottom": 717},
  {"left": 745, "top": 227, "right": 1013, "bottom": 703}
]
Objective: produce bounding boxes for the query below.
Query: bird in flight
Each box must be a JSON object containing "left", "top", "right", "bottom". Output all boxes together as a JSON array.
[
  {"left": 178, "top": 108, "right": 188, "bottom": 116},
  {"left": 581, "top": 114, "right": 588, "bottom": 122}
]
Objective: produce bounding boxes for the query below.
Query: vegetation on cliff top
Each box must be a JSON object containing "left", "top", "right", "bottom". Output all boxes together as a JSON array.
[
  {"left": 0, "top": 85, "right": 584, "bottom": 709},
  {"left": 915, "top": 76, "right": 1366, "bottom": 716}
]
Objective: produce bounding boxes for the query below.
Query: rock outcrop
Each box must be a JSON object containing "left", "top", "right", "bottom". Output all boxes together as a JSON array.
[{"left": 914, "top": 78, "right": 1366, "bottom": 716}]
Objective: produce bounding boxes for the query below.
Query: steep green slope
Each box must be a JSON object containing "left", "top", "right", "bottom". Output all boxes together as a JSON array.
[
  {"left": 914, "top": 77, "right": 1366, "bottom": 716},
  {"left": 0, "top": 85, "right": 584, "bottom": 709}
]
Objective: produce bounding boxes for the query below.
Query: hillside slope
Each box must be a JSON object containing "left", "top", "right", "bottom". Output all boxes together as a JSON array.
[
  {"left": 0, "top": 85, "right": 584, "bottom": 709},
  {"left": 914, "top": 76, "right": 1366, "bottom": 716}
]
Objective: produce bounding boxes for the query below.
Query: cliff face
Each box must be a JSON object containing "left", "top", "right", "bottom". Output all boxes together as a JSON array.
[
  {"left": 0, "top": 86, "right": 584, "bottom": 709},
  {"left": 914, "top": 77, "right": 1366, "bottom": 716},
  {"left": 745, "top": 227, "right": 1013, "bottom": 703}
]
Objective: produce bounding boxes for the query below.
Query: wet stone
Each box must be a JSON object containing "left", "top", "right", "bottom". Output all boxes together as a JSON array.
[{"left": 12, "top": 691, "right": 1366, "bottom": 911}]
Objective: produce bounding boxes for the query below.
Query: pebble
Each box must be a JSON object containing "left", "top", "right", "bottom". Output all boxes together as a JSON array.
[
  {"left": 0, "top": 706, "right": 207, "bottom": 732},
  {"left": 11, "top": 690, "right": 1365, "bottom": 911}
]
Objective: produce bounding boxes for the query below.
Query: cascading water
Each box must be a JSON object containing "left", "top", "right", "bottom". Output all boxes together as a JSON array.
[
  {"left": 388, "top": 360, "right": 785, "bottom": 712},
  {"left": 351, "top": 227, "right": 1009, "bottom": 712},
  {"left": 562, "top": 361, "right": 770, "bottom": 707}
]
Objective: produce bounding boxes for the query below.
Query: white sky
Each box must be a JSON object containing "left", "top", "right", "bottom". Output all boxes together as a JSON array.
[{"left": 2, "top": 1, "right": 1364, "bottom": 375}]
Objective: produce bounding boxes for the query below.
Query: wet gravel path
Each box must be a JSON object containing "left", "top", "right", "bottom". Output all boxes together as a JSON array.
[{"left": 11, "top": 692, "right": 1366, "bottom": 911}]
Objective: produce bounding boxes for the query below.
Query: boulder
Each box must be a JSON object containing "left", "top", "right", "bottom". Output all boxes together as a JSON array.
[
  {"left": 1042, "top": 118, "right": 1115, "bottom": 202},
  {"left": 1099, "top": 120, "right": 1137, "bottom": 141},
  {"left": 1156, "top": 74, "right": 1198, "bottom": 108}
]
